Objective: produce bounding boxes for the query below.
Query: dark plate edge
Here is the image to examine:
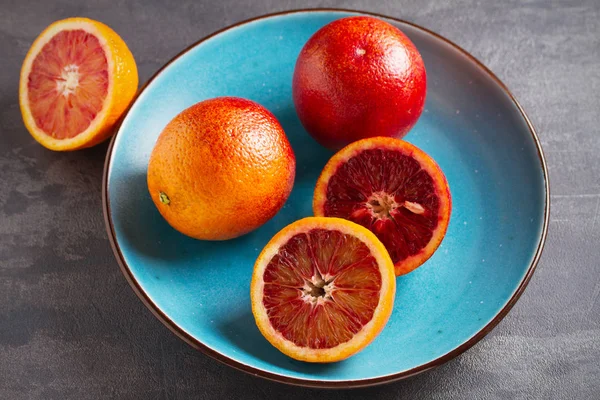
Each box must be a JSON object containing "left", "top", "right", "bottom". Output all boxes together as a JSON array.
[{"left": 101, "top": 7, "right": 550, "bottom": 389}]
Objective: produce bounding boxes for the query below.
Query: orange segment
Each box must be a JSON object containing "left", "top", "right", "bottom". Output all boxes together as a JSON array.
[
  {"left": 314, "top": 137, "right": 452, "bottom": 276},
  {"left": 251, "top": 217, "right": 395, "bottom": 362},
  {"left": 19, "top": 18, "right": 138, "bottom": 151}
]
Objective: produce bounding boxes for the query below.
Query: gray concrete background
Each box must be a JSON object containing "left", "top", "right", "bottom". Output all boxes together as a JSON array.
[{"left": 1, "top": 0, "right": 599, "bottom": 398}]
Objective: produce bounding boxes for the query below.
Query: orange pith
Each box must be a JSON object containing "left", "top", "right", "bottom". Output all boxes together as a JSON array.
[
  {"left": 314, "top": 137, "right": 451, "bottom": 276},
  {"left": 251, "top": 217, "right": 395, "bottom": 362},
  {"left": 19, "top": 18, "right": 138, "bottom": 151}
]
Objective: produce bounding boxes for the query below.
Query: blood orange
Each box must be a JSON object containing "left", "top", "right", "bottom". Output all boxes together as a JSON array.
[
  {"left": 251, "top": 217, "right": 395, "bottom": 362},
  {"left": 293, "top": 16, "right": 426, "bottom": 150},
  {"left": 19, "top": 18, "right": 138, "bottom": 151},
  {"left": 314, "top": 137, "right": 451, "bottom": 276},
  {"left": 147, "top": 97, "right": 295, "bottom": 241}
]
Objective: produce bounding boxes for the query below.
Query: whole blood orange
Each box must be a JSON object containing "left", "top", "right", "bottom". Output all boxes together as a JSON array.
[
  {"left": 293, "top": 16, "right": 426, "bottom": 150},
  {"left": 19, "top": 18, "right": 138, "bottom": 151},
  {"left": 251, "top": 217, "right": 395, "bottom": 362},
  {"left": 314, "top": 137, "right": 451, "bottom": 276},
  {"left": 147, "top": 97, "right": 295, "bottom": 240}
]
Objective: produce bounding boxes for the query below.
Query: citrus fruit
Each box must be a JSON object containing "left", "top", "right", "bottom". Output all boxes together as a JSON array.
[
  {"left": 292, "top": 16, "right": 427, "bottom": 150},
  {"left": 147, "top": 97, "right": 295, "bottom": 241},
  {"left": 313, "top": 137, "right": 451, "bottom": 276},
  {"left": 19, "top": 17, "right": 138, "bottom": 151},
  {"left": 251, "top": 217, "right": 395, "bottom": 362}
]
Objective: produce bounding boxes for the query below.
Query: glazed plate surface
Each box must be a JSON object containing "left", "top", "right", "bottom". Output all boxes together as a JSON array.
[{"left": 103, "top": 9, "right": 548, "bottom": 387}]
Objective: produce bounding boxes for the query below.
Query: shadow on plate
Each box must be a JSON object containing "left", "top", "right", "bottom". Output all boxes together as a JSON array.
[
  {"left": 110, "top": 170, "right": 259, "bottom": 264},
  {"left": 271, "top": 104, "right": 332, "bottom": 182},
  {"left": 217, "top": 308, "right": 339, "bottom": 375}
]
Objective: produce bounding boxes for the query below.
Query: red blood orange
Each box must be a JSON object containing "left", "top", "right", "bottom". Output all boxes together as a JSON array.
[
  {"left": 251, "top": 217, "right": 395, "bottom": 362},
  {"left": 314, "top": 137, "right": 451, "bottom": 276},
  {"left": 293, "top": 16, "right": 426, "bottom": 150}
]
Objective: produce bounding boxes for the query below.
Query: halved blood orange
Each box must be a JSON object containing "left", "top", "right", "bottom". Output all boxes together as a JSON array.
[
  {"left": 19, "top": 18, "right": 138, "bottom": 151},
  {"left": 251, "top": 217, "right": 395, "bottom": 362},
  {"left": 314, "top": 137, "right": 451, "bottom": 276}
]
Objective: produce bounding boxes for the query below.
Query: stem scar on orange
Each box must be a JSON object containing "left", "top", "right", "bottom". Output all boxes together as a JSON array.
[
  {"left": 314, "top": 137, "right": 451, "bottom": 276},
  {"left": 251, "top": 217, "right": 395, "bottom": 362}
]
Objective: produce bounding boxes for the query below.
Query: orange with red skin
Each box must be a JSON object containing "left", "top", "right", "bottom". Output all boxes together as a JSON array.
[
  {"left": 147, "top": 97, "right": 295, "bottom": 240},
  {"left": 293, "top": 16, "right": 427, "bottom": 150}
]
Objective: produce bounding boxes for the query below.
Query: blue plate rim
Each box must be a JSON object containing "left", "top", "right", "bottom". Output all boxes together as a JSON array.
[{"left": 102, "top": 8, "right": 550, "bottom": 388}]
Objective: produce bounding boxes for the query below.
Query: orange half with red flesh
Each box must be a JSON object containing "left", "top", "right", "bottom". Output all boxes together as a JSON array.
[
  {"left": 251, "top": 217, "right": 395, "bottom": 362},
  {"left": 19, "top": 18, "right": 138, "bottom": 151},
  {"left": 314, "top": 137, "right": 451, "bottom": 276}
]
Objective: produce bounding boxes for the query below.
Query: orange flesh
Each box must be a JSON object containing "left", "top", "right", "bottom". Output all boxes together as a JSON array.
[
  {"left": 323, "top": 149, "right": 440, "bottom": 265},
  {"left": 27, "top": 29, "right": 109, "bottom": 139},
  {"left": 262, "top": 229, "right": 382, "bottom": 349}
]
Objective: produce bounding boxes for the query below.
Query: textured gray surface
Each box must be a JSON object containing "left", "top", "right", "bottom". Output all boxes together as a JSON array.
[{"left": 1, "top": 0, "right": 599, "bottom": 398}]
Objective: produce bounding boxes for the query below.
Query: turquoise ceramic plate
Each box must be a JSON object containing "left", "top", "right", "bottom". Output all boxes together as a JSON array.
[{"left": 103, "top": 9, "right": 549, "bottom": 387}]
